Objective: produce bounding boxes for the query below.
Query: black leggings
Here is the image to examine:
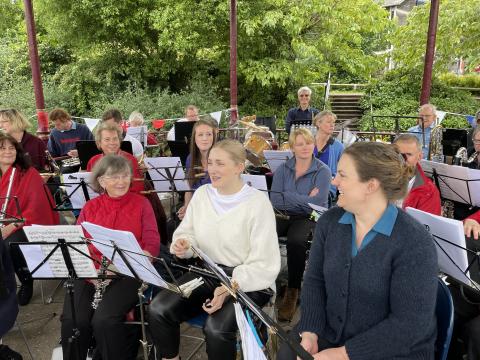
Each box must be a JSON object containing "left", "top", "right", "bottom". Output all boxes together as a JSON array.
[
  {"left": 148, "top": 272, "right": 271, "bottom": 359},
  {"left": 4, "top": 229, "right": 32, "bottom": 285},
  {"left": 276, "top": 217, "right": 315, "bottom": 289},
  {"left": 61, "top": 277, "right": 141, "bottom": 360}
]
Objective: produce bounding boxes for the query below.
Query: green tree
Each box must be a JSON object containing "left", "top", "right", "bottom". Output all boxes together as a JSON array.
[{"left": 391, "top": 0, "right": 480, "bottom": 72}]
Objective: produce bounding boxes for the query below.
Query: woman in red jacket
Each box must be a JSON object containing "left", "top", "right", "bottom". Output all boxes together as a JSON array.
[
  {"left": 0, "top": 133, "right": 58, "bottom": 306},
  {"left": 87, "top": 121, "right": 144, "bottom": 193},
  {"left": 61, "top": 155, "right": 160, "bottom": 360}
]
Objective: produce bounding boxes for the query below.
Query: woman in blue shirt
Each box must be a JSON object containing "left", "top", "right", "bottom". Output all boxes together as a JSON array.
[
  {"left": 271, "top": 127, "right": 331, "bottom": 321},
  {"left": 313, "top": 110, "right": 344, "bottom": 196},
  {"left": 278, "top": 142, "right": 438, "bottom": 360},
  {"left": 177, "top": 118, "right": 217, "bottom": 220}
]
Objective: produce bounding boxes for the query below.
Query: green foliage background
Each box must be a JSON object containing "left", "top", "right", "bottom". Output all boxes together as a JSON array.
[{"left": 0, "top": 0, "right": 478, "bottom": 127}]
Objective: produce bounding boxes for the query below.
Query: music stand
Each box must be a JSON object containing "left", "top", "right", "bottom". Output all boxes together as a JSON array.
[
  {"left": 81, "top": 221, "right": 188, "bottom": 359},
  {"left": 167, "top": 141, "right": 189, "bottom": 166},
  {"left": 421, "top": 160, "right": 480, "bottom": 208},
  {"left": 406, "top": 207, "right": 480, "bottom": 293},
  {"left": 144, "top": 157, "right": 192, "bottom": 222},
  {"left": 174, "top": 121, "right": 195, "bottom": 143},
  {"left": 43, "top": 172, "right": 99, "bottom": 212},
  {"left": 15, "top": 225, "right": 99, "bottom": 360},
  {"left": 241, "top": 174, "right": 268, "bottom": 195},
  {"left": 190, "top": 245, "right": 314, "bottom": 360},
  {"left": 442, "top": 128, "right": 468, "bottom": 157}
]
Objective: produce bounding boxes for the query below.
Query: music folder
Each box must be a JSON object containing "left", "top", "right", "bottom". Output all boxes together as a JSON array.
[{"left": 406, "top": 207, "right": 476, "bottom": 289}]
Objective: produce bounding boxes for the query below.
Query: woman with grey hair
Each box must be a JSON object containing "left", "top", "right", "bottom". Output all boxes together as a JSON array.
[{"left": 60, "top": 154, "right": 160, "bottom": 360}]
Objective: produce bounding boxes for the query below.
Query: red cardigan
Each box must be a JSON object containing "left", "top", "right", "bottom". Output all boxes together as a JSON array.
[
  {"left": 77, "top": 192, "right": 160, "bottom": 267},
  {"left": 0, "top": 166, "right": 59, "bottom": 233},
  {"left": 403, "top": 163, "right": 441, "bottom": 216},
  {"left": 86, "top": 150, "right": 144, "bottom": 193}
]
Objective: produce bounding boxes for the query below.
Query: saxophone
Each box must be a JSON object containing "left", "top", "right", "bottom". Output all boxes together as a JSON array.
[
  {"left": 91, "top": 256, "right": 110, "bottom": 309},
  {"left": 453, "top": 147, "right": 478, "bottom": 166},
  {"left": 453, "top": 147, "right": 468, "bottom": 166}
]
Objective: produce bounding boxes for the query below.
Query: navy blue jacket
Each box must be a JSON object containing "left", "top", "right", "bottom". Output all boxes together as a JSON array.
[{"left": 298, "top": 206, "right": 438, "bottom": 360}]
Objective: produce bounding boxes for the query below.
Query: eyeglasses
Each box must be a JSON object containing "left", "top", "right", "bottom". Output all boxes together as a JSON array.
[
  {"left": 473, "top": 140, "right": 480, "bottom": 144},
  {"left": 101, "top": 174, "right": 131, "bottom": 182},
  {"left": 299, "top": 94, "right": 310, "bottom": 98}
]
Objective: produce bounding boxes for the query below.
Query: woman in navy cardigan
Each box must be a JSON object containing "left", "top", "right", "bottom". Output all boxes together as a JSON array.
[{"left": 279, "top": 142, "right": 438, "bottom": 360}]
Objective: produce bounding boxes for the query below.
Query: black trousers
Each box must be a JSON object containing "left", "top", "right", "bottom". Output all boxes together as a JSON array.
[
  {"left": 276, "top": 330, "right": 334, "bottom": 360},
  {"left": 4, "top": 229, "right": 32, "bottom": 285},
  {"left": 148, "top": 272, "right": 271, "bottom": 359},
  {"left": 276, "top": 216, "right": 315, "bottom": 289},
  {"left": 61, "top": 277, "right": 141, "bottom": 360},
  {"left": 447, "top": 284, "right": 480, "bottom": 360}
]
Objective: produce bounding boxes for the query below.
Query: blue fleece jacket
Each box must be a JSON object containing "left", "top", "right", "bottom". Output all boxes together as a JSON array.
[{"left": 270, "top": 156, "right": 331, "bottom": 215}]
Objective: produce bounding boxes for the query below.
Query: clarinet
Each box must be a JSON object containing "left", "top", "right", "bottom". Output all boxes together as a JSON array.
[
  {"left": 91, "top": 256, "right": 110, "bottom": 309},
  {"left": 0, "top": 167, "right": 16, "bottom": 227}
]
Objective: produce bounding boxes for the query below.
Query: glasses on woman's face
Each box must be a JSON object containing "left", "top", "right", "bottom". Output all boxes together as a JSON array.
[
  {"left": 101, "top": 173, "right": 131, "bottom": 182},
  {"left": 473, "top": 139, "right": 480, "bottom": 145}
]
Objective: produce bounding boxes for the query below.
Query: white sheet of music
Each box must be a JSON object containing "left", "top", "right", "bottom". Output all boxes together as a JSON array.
[
  {"left": 145, "top": 157, "right": 191, "bottom": 192},
  {"left": 263, "top": 150, "right": 293, "bottom": 173},
  {"left": 420, "top": 160, "right": 472, "bottom": 204},
  {"left": 234, "top": 302, "right": 267, "bottom": 360},
  {"left": 62, "top": 172, "right": 100, "bottom": 209},
  {"left": 20, "top": 225, "right": 97, "bottom": 279},
  {"left": 81, "top": 221, "right": 169, "bottom": 289},
  {"left": 406, "top": 207, "right": 471, "bottom": 286},
  {"left": 241, "top": 174, "right": 268, "bottom": 195},
  {"left": 126, "top": 126, "right": 148, "bottom": 147}
]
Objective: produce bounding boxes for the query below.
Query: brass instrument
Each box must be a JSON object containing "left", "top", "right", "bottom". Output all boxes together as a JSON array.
[
  {"left": 453, "top": 147, "right": 468, "bottom": 166},
  {"left": 453, "top": 148, "right": 478, "bottom": 167},
  {"left": 428, "top": 125, "right": 444, "bottom": 162},
  {"left": 91, "top": 256, "right": 110, "bottom": 309},
  {"left": 45, "top": 150, "right": 61, "bottom": 175},
  {"left": 467, "top": 151, "right": 479, "bottom": 164}
]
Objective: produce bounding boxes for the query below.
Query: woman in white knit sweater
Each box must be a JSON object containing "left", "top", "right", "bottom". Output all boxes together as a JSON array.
[{"left": 148, "top": 139, "right": 281, "bottom": 360}]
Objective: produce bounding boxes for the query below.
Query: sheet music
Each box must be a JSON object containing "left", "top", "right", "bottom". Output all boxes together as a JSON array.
[
  {"left": 81, "top": 222, "right": 169, "bottom": 289},
  {"left": 21, "top": 225, "right": 97, "bottom": 278},
  {"left": 467, "top": 168, "right": 480, "bottom": 207},
  {"left": 263, "top": 150, "right": 293, "bottom": 173},
  {"left": 234, "top": 303, "right": 267, "bottom": 360},
  {"left": 406, "top": 207, "right": 471, "bottom": 286},
  {"left": 420, "top": 160, "right": 472, "bottom": 205},
  {"left": 126, "top": 126, "right": 148, "bottom": 147},
  {"left": 145, "top": 157, "right": 191, "bottom": 192},
  {"left": 241, "top": 174, "right": 268, "bottom": 195},
  {"left": 62, "top": 172, "right": 100, "bottom": 208}
]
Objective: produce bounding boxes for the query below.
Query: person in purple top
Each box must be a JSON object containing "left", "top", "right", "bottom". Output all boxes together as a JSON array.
[{"left": 177, "top": 118, "right": 218, "bottom": 220}]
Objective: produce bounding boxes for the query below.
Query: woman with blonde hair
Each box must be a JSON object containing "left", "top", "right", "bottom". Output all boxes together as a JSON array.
[
  {"left": 278, "top": 142, "right": 438, "bottom": 360},
  {"left": 271, "top": 127, "right": 331, "bottom": 321},
  {"left": 0, "top": 109, "right": 47, "bottom": 170},
  {"left": 148, "top": 139, "right": 280, "bottom": 360}
]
